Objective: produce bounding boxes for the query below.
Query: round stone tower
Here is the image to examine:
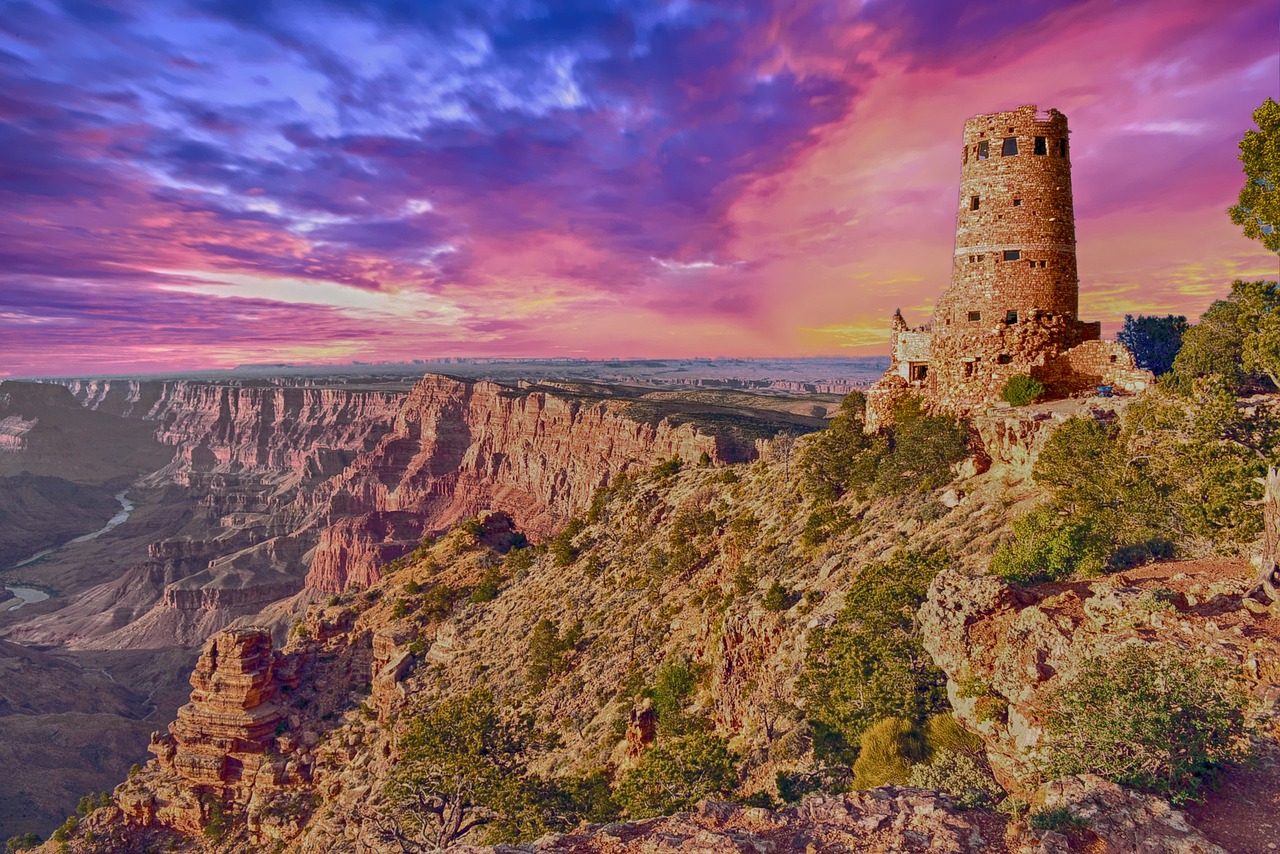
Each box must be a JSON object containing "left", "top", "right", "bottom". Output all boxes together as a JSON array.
[{"left": 927, "top": 104, "right": 1098, "bottom": 411}]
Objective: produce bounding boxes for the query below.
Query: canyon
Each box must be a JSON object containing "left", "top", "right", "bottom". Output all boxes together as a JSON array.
[{"left": 0, "top": 366, "right": 835, "bottom": 839}]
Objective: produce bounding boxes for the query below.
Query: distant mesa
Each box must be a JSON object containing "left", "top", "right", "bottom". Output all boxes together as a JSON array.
[{"left": 866, "top": 104, "right": 1152, "bottom": 429}]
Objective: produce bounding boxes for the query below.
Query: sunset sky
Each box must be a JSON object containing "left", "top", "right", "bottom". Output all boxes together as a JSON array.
[{"left": 1, "top": 0, "right": 1276, "bottom": 377}]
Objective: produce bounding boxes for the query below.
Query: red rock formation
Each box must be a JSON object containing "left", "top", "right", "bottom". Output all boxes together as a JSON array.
[
  {"left": 303, "top": 375, "right": 746, "bottom": 592},
  {"left": 161, "top": 627, "right": 284, "bottom": 787}
]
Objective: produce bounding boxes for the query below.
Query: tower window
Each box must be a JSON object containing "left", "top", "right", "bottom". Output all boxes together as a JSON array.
[
  {"left": 1013, "top": 198, "right": 1022, "bottom": 206},
  {"left": 1039, "top": 260, "right": 1047, "bottom": 268},
  {"left": 1006, "top": 310, "right": 1018, "bottom": 324},
  {"left": 1028, "top": 260, "right": 1035, "bottom": 268},
  {"left": 1034, "top": 136, "right": 1047, "bottom": 155},
  {"left": 1001, "top": 137, "right": 1018, "bottom": 156},
  {"left": 998, "top": 354, "right": 1013, "bottom": 364},
  {"left": 1003, "top": 249, "right": 1021, "bottom": 261},
  {"left": 977, "top": 140, "right": 989, "bottom": 160},
  {"left": 970, "top": 196, "right": 980, "bottom": 211},
  {"left": 968, "top": 311, "right": 981, "bottom": 322},
  {"left": 1059, "top": 138, "right": 1068, "bottom": 157},
  {"left": 977, "top": 254, "right": 985, "bottom": 261}
]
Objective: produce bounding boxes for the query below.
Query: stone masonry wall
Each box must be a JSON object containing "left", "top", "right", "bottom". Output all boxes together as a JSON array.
[
  {"left": 1035, "top": 340, "right": 1152, "bottom": 396},
  {"left": 927, "top": 104, "right": 1090, "bottom": 413}
]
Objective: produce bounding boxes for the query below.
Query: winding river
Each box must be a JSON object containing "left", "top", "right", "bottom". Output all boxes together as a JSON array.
[{"left": 4, "top": 490, "right": 135, "bottom": 611}]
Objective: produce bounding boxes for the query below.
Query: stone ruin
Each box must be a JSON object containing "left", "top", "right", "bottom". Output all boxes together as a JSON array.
[{"left": 866, "top": 105, "right": 1152, "bottom": 429}]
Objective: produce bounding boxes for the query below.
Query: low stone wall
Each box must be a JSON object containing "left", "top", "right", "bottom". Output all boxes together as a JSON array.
[{"left": 1034, "top": 340, "right": 1152, "bottom": 397}]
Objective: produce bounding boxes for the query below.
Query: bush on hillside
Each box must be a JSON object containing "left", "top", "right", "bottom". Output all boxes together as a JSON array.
[
  {"left": 990, "top": 506, "right": 1111, "bottom": 585},
  {"left": 648, "top": 656, "right": 707, "bottom": 737},
  {"left": 850, "top": 717, "right": 925, "bottom": 789},
  {"left": 871, "top": 397, "right": 971, "bottom": 496},
  {"left": 1038, "top": 645, "right": 1251, "bottom": 804},
  {"left": 1000, "top": 374, "right": 1045, "bottom": 407},
  {"left": 909, "top": 749, "right": 1004, "bottom": 809},
  {"left": 800, "top": 551, "right": 949, "bottom": 760},
  {"left": 615, "top": 732, "right": 737, "bottom": 818}
]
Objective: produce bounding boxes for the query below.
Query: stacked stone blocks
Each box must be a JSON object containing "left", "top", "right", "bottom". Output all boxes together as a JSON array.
[{"left": 866, "top": 104, "right": 1150, "bottom": 428}]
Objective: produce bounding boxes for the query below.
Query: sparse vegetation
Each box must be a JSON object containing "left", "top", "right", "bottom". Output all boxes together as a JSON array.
[{"left": 1038, "top": 645, "right": 1252, "bottom": 804}]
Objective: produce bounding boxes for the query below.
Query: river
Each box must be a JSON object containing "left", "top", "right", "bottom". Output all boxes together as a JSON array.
[{"left": 4, "top": 490, "right": 135, "bottom": 611}]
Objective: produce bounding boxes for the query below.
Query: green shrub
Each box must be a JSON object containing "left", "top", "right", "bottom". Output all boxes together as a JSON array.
[
  {"left": 201, "top": 797, "right": 226, "bottom": 841},
  {"left": 548, "top": 524, "right": 581, "bottom": 567},
  {"left": 385, "top": 689, "right": 557, "bottom": 848},
  {"left": 525, "top": 619, "right": 578, "bottom": 693},
  {"left": 420, "top": 585, "right": 460, "bottom": 621},
  {"left": 615, "top": 733, "right": 736, "bottom": 817},
  {"left": 871, "top": 398, "right": 970, "bottom": 496},
  {"left": 990, "top": 506, "right": 1110, "bottom": 585},
  {"left": 649, "top": 656, "right": 706, "bottom": 737},
  {"left": 1000, "top": 374, "right": 1045, "bottom": 406},
  {"left": 923, "top": 712, "right": 985, "bottom": 756},
  {"left": 1027, "top": 806, "right": 1088, "bottom": 832},
  {"left": 800, "top": 504, "right": 856, "bottom": 547},
  {"left": 652, "top": 457, "right": 683, "bottom": 478},
  {"left": 909, "top": 749, "right": 1003, "bottom": 809},
  {"left": 1038, "top": 645, "right": 1251, "bottom": 804},
  {"left": 50, "top": 816, "right": 77, "bottom": 843},
  {"left": 799, "top": 392, "right": 880, "bottom": 501},
  {"left": 800, "top": 551, "right": 949, "bottom": 760},
  {"left": 761, "top": 581, "right": 796, "bottom": 612},
  {"left": 851, "top": 717, "right": 925, "bottom": 789},
  {"left": 403, "top": 580, "right": 422, "bottom": 595},
  {"left": 469, "top": 566, "right": 504, "bottom": 603},
  {"left": 5, "top": 833, "right": 42, "bottom": 852},
  {"left": 505, "top": 545, "right": 535, "bottom": 573}
]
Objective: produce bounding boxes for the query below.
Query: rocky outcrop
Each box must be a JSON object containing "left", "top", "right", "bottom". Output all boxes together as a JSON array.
[
  {"left": 1027, "top": 775, "right": 1227, "bottom": 854},
  {"left": 920, "top": 564, "right": 1280, "bottom": 792},
  {"left": 160, "top": 628, "right": 285, "bottom": 784},
  {"left": 972, "top": 401, "right": 1122, "bottom": 469},
  {"left": 306, "top": 511, "right": 432, "bottom": 592},
  {"left": 139, "top": 628, "right": 307, "bottom": 836},
  {"left": 478, "top": 792, "right": 1005, "bottom": 853}
]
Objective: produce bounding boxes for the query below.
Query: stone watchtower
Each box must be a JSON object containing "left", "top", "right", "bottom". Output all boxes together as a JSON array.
[{"left": 866, "top": 104, "right": 1150, "bottom": 428}]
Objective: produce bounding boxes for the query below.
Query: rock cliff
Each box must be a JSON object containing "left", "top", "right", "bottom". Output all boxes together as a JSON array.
[{"left": 302, "top": 375, "right": 746, "bottom": 592}]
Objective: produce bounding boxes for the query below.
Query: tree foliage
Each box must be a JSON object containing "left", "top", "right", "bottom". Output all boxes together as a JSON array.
[
  {"left": 1117, "top": 314, "right": 1188, "bottom": 376},
  {"left": 1228, "top": 96, "right": 1280, "bottom": 252},
  {"left": 1038, "top": 646, "right": 1251, "bottom": 804},
  {"left": 1171, "top": 280, "right": 1280, "bottom": 394},
  {"left": 799, "top": 393, "right": 968, "bottom": 501},
  {"left": 615, "top": 732, "right": 737, "bottom": 818},
  {"left": 524, "top": 618, "right": 582, "bottom": 694},
  {"left": 381, "top": 689, "right": 604, "bottom": 848},
  {"left": 800, "top": 551, "right": 949, "bottom": 760}
]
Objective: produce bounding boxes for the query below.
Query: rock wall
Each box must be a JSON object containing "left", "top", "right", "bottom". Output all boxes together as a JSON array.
[
  {"left": 1034, "top": 340, "right": 1152, "bottom": 397},
  {"left": 302, "top": 375, "right": 746, "bottom": 592}
]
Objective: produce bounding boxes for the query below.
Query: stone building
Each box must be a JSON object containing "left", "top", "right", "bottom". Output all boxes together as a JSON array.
[{"left": 866, "top": 105, "right": 1151, "bottom": 429}]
